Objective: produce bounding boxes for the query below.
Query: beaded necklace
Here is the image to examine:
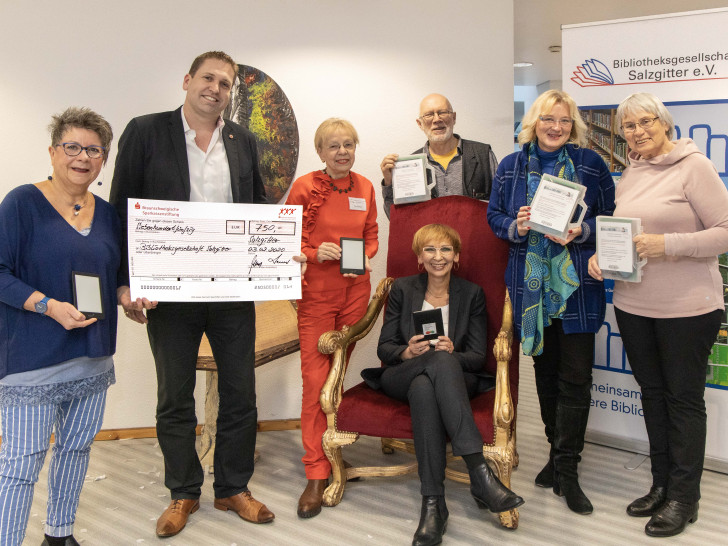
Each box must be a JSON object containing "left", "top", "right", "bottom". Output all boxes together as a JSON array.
[{"left": 326, "top": 171, "right": 354, "bottom": 194}]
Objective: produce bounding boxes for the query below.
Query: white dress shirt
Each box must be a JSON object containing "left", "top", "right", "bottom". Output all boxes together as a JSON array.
[{"left": 181, "top": 109, "right": 233, "bottom": 203}]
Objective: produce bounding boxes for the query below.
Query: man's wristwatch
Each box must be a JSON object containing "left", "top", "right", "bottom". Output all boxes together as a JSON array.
[{"left": 34, "top": 296, "right": 50, "bottom": 315}]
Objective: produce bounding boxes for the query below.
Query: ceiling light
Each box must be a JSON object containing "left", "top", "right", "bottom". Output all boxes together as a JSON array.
[{"left": 513, "top": 62, "right": 533, "bottom": 68}]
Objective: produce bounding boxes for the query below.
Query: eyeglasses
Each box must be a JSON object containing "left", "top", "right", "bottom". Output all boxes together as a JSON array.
[
  {"left": 538, "top": 116, "right": 573, "bottom": 127},
  {"left": 422, "top": 246, "right": 454, "bottom": 255},
  {"left": 327, "top": 142, "right": 356, "bottom": 151},
  {"left": 56, "top": 142, "right": 106, "bottom": 159},
  {"left": 419, "top": 110, "right": 453, "bottom": 122},
  {"left": 621, "top": 117, "right": 660, "bottom": 133}
]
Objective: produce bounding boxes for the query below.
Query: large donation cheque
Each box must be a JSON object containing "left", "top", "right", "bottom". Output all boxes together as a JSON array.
[{"left": 127, "top": 199, "right": 302, "bottom": 302}]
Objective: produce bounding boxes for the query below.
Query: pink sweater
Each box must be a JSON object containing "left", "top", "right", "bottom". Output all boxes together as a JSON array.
[{"left": 613, "top": 139, "right": 728, "bottom": 318}]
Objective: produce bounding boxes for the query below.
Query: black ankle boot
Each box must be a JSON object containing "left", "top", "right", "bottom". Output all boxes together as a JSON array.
[
  {"left": 553, "top": 473, "right": 593, "bottom": 514},
  {"left": 627, "top": 486, "right": 667, "bottom": 517},
  {"left": 468, "top": 462, "right": 524, "bottom": 513},
  {"left": 645, "top": 500, "right": 698, "bottom": 537},
  {"left": 553, "top": 402, "right": 593, "bottom": 515},
  {"left": 534, "top": 453, "right": 554, "bottom": 488},
  {"left": 412, "top": 496, "right": 448, "bottom": 546}
]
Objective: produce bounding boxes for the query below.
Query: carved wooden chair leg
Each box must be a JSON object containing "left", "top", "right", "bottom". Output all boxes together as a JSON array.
[
  {"left": 198, "top": 371, "right": 218, "bottom": 473},
  {"left": 322, "top": 427, "right": 358, "bottom": 507},
  {"left": 499, "top": 508, "right": 520, "bottom": 530},
  {"left": 486, "top": 453, "right": 519, "bottom": 529}
]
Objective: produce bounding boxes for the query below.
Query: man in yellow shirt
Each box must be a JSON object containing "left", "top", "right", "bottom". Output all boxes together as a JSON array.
[{"left": 380, "top": 93, "right": 498, "bottom": 218}]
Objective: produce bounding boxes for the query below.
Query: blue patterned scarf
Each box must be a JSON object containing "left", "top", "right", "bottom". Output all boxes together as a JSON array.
[{"left": 521, "top": 142, "right": 580, "bottom": 356}]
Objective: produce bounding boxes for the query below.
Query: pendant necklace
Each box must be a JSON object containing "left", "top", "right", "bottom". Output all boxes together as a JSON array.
[
  {"left": 48, "top": 176, "right": 89, "bottom": 216},
  {"left": 426, "top": 288, "right": 449, "bottom": 300}
]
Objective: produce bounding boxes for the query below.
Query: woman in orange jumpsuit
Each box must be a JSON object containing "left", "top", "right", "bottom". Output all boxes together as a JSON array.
[{"left": 285, "top": 118, "right": 378, "bottom": 518}]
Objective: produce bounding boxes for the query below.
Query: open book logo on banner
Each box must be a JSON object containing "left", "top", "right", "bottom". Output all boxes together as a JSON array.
[{"left": 571, "top": 59, "right": 614, "bottom": 87}]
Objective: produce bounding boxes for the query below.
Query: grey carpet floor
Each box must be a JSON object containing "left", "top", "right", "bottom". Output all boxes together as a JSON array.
[{"left": 21, "top": 357, "right": 728, "bottom": 545}]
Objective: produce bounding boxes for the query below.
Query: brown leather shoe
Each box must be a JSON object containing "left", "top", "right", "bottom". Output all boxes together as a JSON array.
[
  {"left": 297, "top": 479, "right": 328, "bottom": 518},
  {"left": 156, "top": 498, "right": 199, "bottom": 537},
  {"left": 214, "top": 491, "right": 275, "bottom": 523}
]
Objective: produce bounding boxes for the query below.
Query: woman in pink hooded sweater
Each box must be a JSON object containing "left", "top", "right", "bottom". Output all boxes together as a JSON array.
[{"left": 589, "top": 92, "right": 728, "bottom": 539}]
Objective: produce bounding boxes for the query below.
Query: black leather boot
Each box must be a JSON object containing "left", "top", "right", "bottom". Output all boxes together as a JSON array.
[
  {"left": 535, "top": 385, "right": 557, "bottom": 488},
  {"left": 627, "top": 485, "right": 667, "bottom": 517},
  {"left": 645, "top": 500, "right": 698, "bottom": 537},
  {"left": 412, "top": 496, "right": 448, "bottom": 546},
  {"left": 553, "top": 403, "right": 593, "bottom": 515},
  {"left": 469, "top": 462, "right": 524, "bottom": 513},
  {"left": 535, "top": 448, "right": 554, "bottom": 488}
]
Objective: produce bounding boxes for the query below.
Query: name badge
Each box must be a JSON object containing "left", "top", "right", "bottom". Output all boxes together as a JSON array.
[{"left": 349, "top": 197, "right": 366, "bottom": 211}]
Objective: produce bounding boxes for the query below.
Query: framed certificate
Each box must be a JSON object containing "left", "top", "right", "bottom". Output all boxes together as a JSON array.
[
  {"left": 524, "top": 174, "right": 587, "bottom": 240},
  {"left": 392, "top": 155, "right": 436, "bottom": 205},
  {"left": 596, "top": 216, "right": 646, "bottom": 283}
]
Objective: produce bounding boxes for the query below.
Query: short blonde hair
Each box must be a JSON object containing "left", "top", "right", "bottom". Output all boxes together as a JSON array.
[
  {"left": 615, "top": 93, "right": 675, "bottom": 140},
  {"left": 518, "top": 90, "right": 587, "bottom": 148},
  {"left": 412, "top": 224, "right": 462, "bottom": 256},
  {"left": 314, "top": 118, "right": 359, "bottom": 150}
]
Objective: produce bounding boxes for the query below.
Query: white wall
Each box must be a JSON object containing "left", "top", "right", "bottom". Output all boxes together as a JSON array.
[{"left": 0, "top": 1, "right": 514, "bottom": 428}]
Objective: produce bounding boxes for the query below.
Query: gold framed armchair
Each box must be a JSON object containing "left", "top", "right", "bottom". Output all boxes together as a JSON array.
[{"left": 318, "top": 196, "right": 521, "bottom": 528}]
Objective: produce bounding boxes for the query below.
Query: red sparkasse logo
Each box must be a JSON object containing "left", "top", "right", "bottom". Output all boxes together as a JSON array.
[{"left": 134, "top": 202, "right": 141, "bottom": 209}]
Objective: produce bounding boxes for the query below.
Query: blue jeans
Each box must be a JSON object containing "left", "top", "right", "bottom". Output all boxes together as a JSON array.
[{"left": 0, "top": 390, "right": 107, "bottom": 545}]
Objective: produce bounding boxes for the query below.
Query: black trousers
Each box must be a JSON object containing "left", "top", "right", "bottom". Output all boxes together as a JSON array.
[
  {"left": 380, "top": 351, "right": 483, "bottom": 496},
  {"left": 146, "top": 301, "right": 257, "bottom": 499},
  {"left": 532, "top": 319, "right": 594, "bottom": 444},
  {"left": 615, "top": 307, "right": 722, "bottom": 503}
]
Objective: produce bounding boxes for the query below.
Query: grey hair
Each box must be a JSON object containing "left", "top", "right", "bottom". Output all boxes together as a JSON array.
[
  {"left": 48, "top": 107, "right": 113, "bottom": 163},
  {"left": 615, "top": 93, "right": 675, "bottom": 140}
]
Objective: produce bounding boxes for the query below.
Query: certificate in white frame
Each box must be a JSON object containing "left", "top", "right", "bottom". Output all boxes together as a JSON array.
[
  {"left": 596, "top": 216, "right": 646, "bottom": 283},
  {"left": 392, "top": 155, "right": 436, "bottom": 205},
  {"left": 524, "top": 174, "right": 587, "bottom": 240}
]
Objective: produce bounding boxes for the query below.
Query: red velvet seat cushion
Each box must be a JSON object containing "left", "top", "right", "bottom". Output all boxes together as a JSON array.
[
  {"left": 337, "top": 383, "right": 498, "bottom": 444},
  {"left": 336, "top": 196, "right": 518, "bottom": 442}
]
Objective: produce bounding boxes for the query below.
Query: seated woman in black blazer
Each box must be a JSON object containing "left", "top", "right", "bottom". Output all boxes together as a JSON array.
[{"left": 362, "top": 224, "right": 524, "bottom": 546}]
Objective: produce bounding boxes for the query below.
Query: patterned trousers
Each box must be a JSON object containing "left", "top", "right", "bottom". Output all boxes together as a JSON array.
[{"left": 0, "top": 390, "right": 107, "bottom": 545}]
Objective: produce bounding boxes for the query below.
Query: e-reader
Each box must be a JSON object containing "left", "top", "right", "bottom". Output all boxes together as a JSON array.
[
  {"left": 72, "top": 271, "right": 105, "bottom": 320},
  {"left": 340, "top": 237, "right": 365, "bottom": 275}
]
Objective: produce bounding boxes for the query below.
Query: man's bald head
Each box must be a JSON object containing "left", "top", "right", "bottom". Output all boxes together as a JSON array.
[{"left": 417, "top": 94, "right": 456, "bottom": 145}]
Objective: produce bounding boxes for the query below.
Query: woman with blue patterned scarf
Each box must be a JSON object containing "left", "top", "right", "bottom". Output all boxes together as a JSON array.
[{"left": 487, "top": 90, "right": 615, "bottom": 515}]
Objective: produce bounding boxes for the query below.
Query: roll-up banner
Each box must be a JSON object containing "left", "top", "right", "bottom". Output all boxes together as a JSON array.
[{"left": 563, "top": 8, "right": 728, "bottom": 473}]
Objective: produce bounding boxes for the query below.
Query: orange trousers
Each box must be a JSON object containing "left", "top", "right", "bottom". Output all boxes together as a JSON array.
[{"left": 297, "top": 280, "right": 371, "bottom": 479}]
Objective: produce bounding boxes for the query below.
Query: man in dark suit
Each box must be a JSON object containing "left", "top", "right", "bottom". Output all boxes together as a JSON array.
[
  {"left": 110, "top": 51, "right": 274, "bottom": 538},
  {"left": 380, "top": 93, "right": 498, "bottom": 218}
]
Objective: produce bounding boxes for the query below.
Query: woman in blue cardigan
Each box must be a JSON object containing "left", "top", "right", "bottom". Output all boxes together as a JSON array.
[
  {"left": 0, "top": 108, "right": 123, "bottom": 546},
  {"left": 487, "top": 90, "right": 615, "bottom": 515}
]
